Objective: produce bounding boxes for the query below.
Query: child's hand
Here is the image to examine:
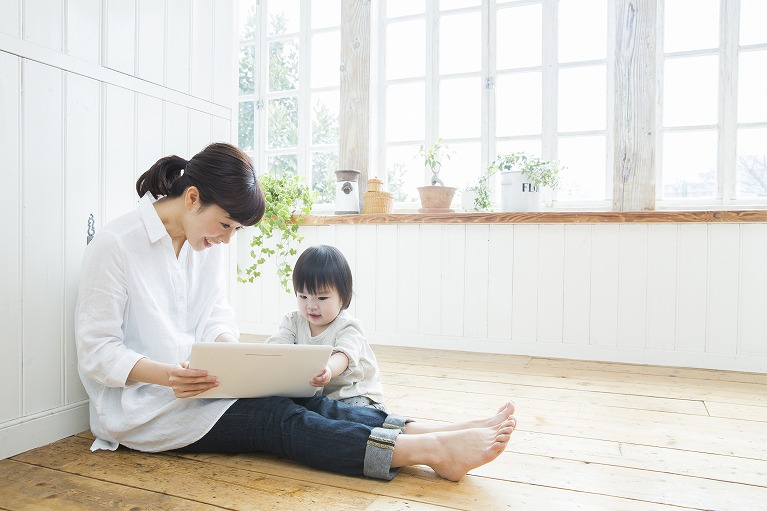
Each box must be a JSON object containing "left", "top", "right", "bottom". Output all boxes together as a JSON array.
[{"left": 310, "top": 366, "right": 332, "bottom": 387}]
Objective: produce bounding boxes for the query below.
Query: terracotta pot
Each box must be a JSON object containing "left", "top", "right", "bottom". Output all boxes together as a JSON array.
[{"left": 417, "top": 186, "right": 457, "bottom": 213}]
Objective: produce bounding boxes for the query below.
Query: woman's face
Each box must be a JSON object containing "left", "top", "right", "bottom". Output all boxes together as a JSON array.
[{"left": 185, "top": 203, "right": 243, "bottom": 251}]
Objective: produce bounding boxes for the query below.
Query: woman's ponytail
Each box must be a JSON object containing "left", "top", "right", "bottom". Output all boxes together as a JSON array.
[{"left": 136, "top": 155, "right": 187, "bottom": 198}]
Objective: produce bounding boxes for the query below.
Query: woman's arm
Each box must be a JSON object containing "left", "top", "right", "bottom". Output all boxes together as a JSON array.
[{"left": 127, "top": 358, "right": 219, "bottom": 398}]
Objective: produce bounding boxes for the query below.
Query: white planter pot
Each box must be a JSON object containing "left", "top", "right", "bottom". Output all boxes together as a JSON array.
[
  {"left": 461, "top": 189, "right": 480, "bottom": 211},
  {"left": 500, "top": 170, "right": 541, "bottom": 212}
]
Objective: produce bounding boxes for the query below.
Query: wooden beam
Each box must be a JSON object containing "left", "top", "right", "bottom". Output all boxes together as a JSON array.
[
  {"left": 339, "top": 0, "right": 371, "bottom": 207},
  {"left": 613, "top": 0, "right": 656, "bottom": 210}
]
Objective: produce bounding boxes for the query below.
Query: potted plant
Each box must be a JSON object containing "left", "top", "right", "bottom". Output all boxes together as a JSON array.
[
  {"left": 238, "top": 172, "right": 315, "bottom": 293},
  {"left": 462, "top": 164, "right": 499, "bottom": 212},
  {"left": 415, "top": 138, "right": 457, "bottom": 212},
  {"left": 491, "top": 152, "right": 563, "bottom": 212}
]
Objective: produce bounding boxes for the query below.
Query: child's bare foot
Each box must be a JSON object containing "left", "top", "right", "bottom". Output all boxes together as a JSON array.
[
  {"left": 405, "top": 401, "right": 515, "bottom": 434},
  {"left": 416, "top": 419, "right": 515, "bottom": 481}
]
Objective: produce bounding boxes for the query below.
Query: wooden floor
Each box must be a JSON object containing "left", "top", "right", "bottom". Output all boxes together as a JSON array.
[{"left": 2, "top": 345, "right": 766, "bottom": 511}]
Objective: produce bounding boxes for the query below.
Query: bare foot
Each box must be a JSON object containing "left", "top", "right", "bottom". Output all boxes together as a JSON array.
[
  {"left": 391, "top": 418, "right": 516, "bottom": 482},
  {"left": 405, "top": 401, "right": 516, "bottom": 434}
]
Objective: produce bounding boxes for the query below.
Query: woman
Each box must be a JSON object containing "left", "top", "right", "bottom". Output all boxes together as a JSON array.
[{"left": 75, "top": 142, "right": 516, "bottom": 481}]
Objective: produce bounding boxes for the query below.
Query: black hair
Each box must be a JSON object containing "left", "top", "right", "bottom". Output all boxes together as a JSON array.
[
  {"left": 292, "top": 245, "right": 354, "bottom": 310},
  {"left": 135, "top": 142, "right": 266, "bottom": 226}
]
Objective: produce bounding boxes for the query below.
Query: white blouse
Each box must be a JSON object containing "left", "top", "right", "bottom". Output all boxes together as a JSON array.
[{"left": 75, "top": 193, "right": 237, "bottom": 452}]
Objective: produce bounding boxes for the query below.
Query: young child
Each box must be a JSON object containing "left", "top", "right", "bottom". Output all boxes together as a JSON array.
[{"left": 265, "top": 244, "right": 386, "bottom": 410}]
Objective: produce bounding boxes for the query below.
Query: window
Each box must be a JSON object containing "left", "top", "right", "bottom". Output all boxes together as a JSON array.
[{"left": 238, "top": 0, "right": 767, "bottom": 211}]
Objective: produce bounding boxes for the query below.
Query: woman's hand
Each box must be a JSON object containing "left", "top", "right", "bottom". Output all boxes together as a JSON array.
[
  {"left": 310, "top": 365, "right": 332, "bottom": 387},
  {"left": 168, "top": 361, "right": 219, "bottom": 398}
]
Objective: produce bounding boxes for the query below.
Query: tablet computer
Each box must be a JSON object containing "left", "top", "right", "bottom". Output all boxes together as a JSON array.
[{"left": 187, "top": 342, "right": 333, "bottom": 399}]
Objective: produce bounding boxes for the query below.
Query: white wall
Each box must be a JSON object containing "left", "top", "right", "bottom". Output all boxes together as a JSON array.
[
  {"left": 235, "top": 222, "right": 767, "bottom": 374},
  {"left": 0, "top": 0, "right": 237, "bottom": 459}
]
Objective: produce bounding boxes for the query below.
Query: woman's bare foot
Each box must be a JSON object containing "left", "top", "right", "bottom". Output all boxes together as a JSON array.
[
  {"left": 404, "top": 401, "right": 515, "bottom": 434},
  {"left": 393, "top": 419, "right": 515, "bottom": 482}
]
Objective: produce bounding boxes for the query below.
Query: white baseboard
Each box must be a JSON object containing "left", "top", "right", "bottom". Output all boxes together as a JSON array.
[{"left": 0, "top": 401, "right": 90, "bottom": 459}]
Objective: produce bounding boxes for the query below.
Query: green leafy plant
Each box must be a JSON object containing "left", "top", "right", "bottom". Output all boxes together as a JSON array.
[
  {"left": 465, "top": 165, "right": 499, "bottom": 212},
  {"left": 417, "top": 138, "right": 452, "bottom": 185},
  {"left": 491, "top": 152, "right": 563, "bottom": 189},
  {"left": 238, "top": 172, "right": 315, "bottom": 293}
]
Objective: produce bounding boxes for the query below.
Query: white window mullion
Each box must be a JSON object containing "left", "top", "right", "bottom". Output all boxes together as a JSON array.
[
  {"left": 718, "top": 0, "right": 740, "bottom": 202},
  {"left": 484, "top": 0, "right": 494, "bottom": 167},
  {"left": 425, "top": 2, "right": 438, "bottom": 185},
  {"left": 541, "top": 0, "right": 558, "bottom": 162},
  {"left": 654, "top": 0, "right": 665, "bottom": 203},
  {"left": 605, "top": 0, "right": 617, "bottom": 201},
  {"left": 256, "top": 0, "right": 267, "bottom": 173},
  {"left": 298, "top": 0, "right": 311, "bottom": 181}
]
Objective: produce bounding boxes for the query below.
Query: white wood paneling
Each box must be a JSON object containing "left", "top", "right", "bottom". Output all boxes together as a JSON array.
[
  {"left": 487, "top": 224, "right": 513, "bottom": 340},
  {"left": 706, "top": 224, "right": 740, "bottom": 354},
  {"left": 212, "top": 115, "right": 230, "bottom": 143},
  {"left": 646, "top": 224, "right": 678, "bottom": 351},
  {"left": 395, "top": 225, "right": 420, "bottom": 333},
  {"left": 464, "top": 225, "right": 490, "bottom": 339},
  {"left": 23, "top": 0, "right": 62, "bottom": 50},
  {"left": 418, "top": 225, "right": 442, "bottom": 336},
  {"left": 0, "top": 0, "right": 20, "bottom": 36},
  {"left": 676, "top": 224, "right": 708, "bottom": 352},
  {"left": 65, "top": 0, "right": 100, "bottom": 64},
  {"left": 166, "top": 0, "right": 192, "bottom": 93},
  {"left": 537, "top": 224, "right": 565, "bottom": 342},
  {"left": 191, "top": 0, "right": 213, "bottom": 101},
  {"left": 0, "top": 52, "right": 21, "bottom": 423},
  {"left": 562, "top": 225, "right": 591, "bottom": 345},
  {"left": 189, "top": 109, "right": 211, "bottom": 155},
  {"left": 334, "top": 225, "right": 358, "bottom": 318},
  {"left": 355, "top": 225, "right": 377, "bottom": 330},
  {"left": 375, "top": 225, "right": 398, "bottom": 333},
  {"left": 617, "top": 224, "right": 648, "bottom": 349},
  {"left": 104, "top": 0, "right": 136, "bottom": 75},
  {"left": 64, "top": 72, "right": 99, "bottom": 404},
  {"left": 441, "top": 225, "right": 465, "bottom": 336},
  {"left": 212, "top": 0, "right": 234, "bottom": 107},
  {"left": 164, "top": 101, "right": 189, "bottom": 157},
  {"left": 104, "top": 84, "right": 136, "bottom": 222},
  {"left": 136, "top": 94, "right": 164, "bottom": 185},
  {"left": 22, "top": 60, "right": 64, "bottom": 415},
  {"left": 739, "top": 224, "right": 767, "bottom": 357},
  {"left": 512, "top": 225, "right": 539, "bottom": 342},
  {"left": 590, "top": 224, "right": 620, "bottom": 346},
  {"left": 137, "top": 0, "right": 165, "bottom": 84}
]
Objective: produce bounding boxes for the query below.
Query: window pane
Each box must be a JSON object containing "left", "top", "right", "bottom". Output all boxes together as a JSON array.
[
  {"left": 736, "top": 128, "right": 767, "bottom": 198},
  {"left": 239, "top": 45, "right": 256, "bottom": 95},
  {"left": 387, "top": 20, "right": 425, "bottom": 80},
  {"left": 269, "top": 39, "right": 299, "bottom": 91},
  {"left": 441, "top": 0, "right": 481, "bottom": 10},
  {"left": 267, "top": 0, "right": 299, "bottom": 36},
  {"left": 496, "top": 72, "right": 542, "bottom": 136},
  {"left": 441, "top": 141, "right": 481, "bottom": 188},
  {"left": 497, "top": 4, "right": 542, "bottom": 69},
  {"left": 268, "top": 97, "right": 298, "bottom": 148},
  {"left": 495, "top": 140, "right": 542, "bottom": 160},
  {"left": 558, "top": 65, "right": 606, "bottom": 132},
  {"left": 439, "top": 77, "right": 481, "bottom": 139},
  {"left": 311, "top": 31, "right": 340, "bottom": 88},
  {"left": 240, "top": 0, "right": 258, "bottom": 40},
  {"left": 662, "top": 131, "right": 717, "bottom": 198},
  {"left": 312, "top": 150, "right": 338, "bottom": 204},
  {"left": 238, "top": 101, "right": 255, "bottom": 151},
  {"left": 664, "top": 0, "right": 719, "bottom": 53},
  {"left": 386, "top": 145, "right": 422, "bottom": 202},
  {"left": 311, "top": 91, "right": 339, "bottom": 145},
  {"left": 311, "top": 0, "right": 340, "bottom": 29},
  {"left": 268, "top": 153, "right": 298, "bottom": 175},
  {"left": 439, "top": 12, "right": 481, "bottom": 74},
  {"left": 738, "top": 50, "right": 767, "bottom": 124},
  {"left": 740, "top": 0, "right": 767, "bottom": 45},
  {"left": 558, "top": 0, "right": 606, "bottom": 63},
  {"left": 557, "top": 135, "right": 607, "bottom": 201},
  {"left": 387, "top": 0, "right": 425, "bottom": 18},
  {"left": 386, "top": 83, "right": 425, "bottom": 142},
  {"left": 663, "top": 56, "right": 718, "bottom": 127}
]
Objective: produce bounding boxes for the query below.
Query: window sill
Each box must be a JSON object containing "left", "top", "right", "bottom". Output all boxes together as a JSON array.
[{"left": 299, "top": 210, "right": 767, "bottom": 225}]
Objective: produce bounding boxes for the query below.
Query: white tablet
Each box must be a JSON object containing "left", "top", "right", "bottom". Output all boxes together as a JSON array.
[{"left": 187, "top": 342, "right": 333, "bottom": 399}]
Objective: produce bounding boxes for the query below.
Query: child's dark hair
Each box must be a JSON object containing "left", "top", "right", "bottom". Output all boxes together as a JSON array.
[
  {"left": 136, "top": 142, "right": 266, "bottom": 226},
  {"left": 293, "top": 245, "right": 353, "bottom": 309}
]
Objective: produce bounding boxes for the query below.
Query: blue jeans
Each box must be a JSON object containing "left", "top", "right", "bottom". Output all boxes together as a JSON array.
[{"left": 175, "top": 395, "right": 409, "bottom": 480}]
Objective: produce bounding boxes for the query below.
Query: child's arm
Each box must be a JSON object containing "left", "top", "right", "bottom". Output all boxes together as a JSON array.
[{"left": 311, "top": 351, "right": 349, "bottom": 387}]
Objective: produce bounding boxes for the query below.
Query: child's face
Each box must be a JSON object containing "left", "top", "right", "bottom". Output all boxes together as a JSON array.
[{"left": 297, "top": 287, "right": 343, "bottom": 336}]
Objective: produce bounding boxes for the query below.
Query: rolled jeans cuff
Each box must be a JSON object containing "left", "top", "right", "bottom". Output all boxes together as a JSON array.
[{"left": 363, "top": 414, "right": 412, "bottom": 480}]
